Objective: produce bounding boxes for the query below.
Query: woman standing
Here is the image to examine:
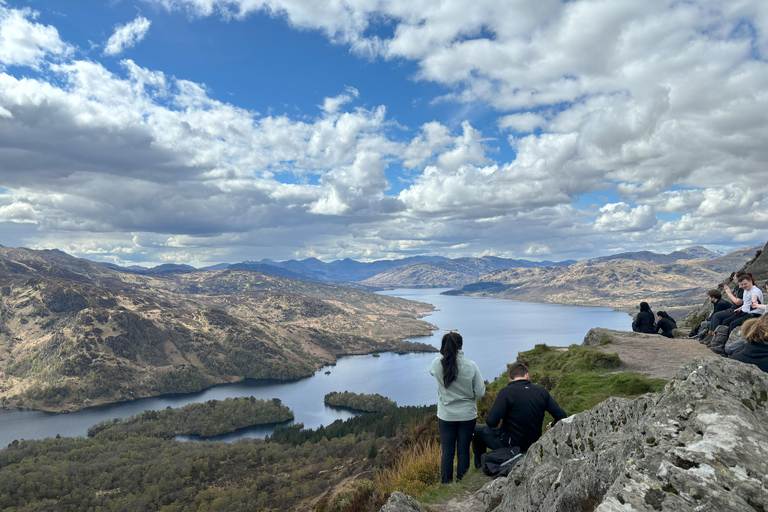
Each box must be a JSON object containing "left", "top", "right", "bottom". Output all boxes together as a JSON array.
[{"left": 429, "top": 332, "right": 485, "bottom": 483}]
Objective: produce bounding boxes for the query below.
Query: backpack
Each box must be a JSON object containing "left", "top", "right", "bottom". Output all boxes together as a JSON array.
[
  {"left": 708, "top": 325, "right": 730, "bottom": 356},
  {"left": 480, "top": 446, "right": 523, "bottom": 478}
]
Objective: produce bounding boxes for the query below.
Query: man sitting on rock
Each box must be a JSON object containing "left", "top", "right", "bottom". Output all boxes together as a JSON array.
[
  {"left": 692, "top": 289, "right": 732, "bottom": 338},
  {"left": 472, "top": 362, "right": 566, "bottom": 466}
]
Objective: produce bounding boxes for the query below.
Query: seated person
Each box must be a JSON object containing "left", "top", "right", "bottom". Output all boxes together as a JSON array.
[
  {"left": 655, "top": 311, "right": 677, "bottom": 338},
  {"left": 692, "top": 289, "right": 732, "bottom": 338},
  {"left": 632, "top": 302, "right": 655, "bottom": 334},
  {"left": 472, "top": 362, "right": 566, "bottom": 466},
  {"left": 709, "top": 271, "right": 748, "bottom": 332},
  {"left": 749, "top": 280, "right": 768, "bottom": 314},
  {"left": 721, "top": 273, "right": 764, "bottom": 337},
  {"left": 731, "top": 315, "right": 768, "bottom": 372}
]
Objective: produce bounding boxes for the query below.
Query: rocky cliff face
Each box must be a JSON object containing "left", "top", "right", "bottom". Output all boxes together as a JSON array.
[{"left": 381, "top": 356, "right": 768, "bottom": 512}]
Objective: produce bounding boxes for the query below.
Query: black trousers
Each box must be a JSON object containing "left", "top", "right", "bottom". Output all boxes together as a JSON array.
[
  {"left": 437, "top": 418, "right": 476, "bottom": 483},
  {"left": 472, "top": 424, "right": 511, "bottom": 467}
]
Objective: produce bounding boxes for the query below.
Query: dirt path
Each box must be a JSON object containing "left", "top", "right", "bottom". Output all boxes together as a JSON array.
[{"left": 585, "top": 328, "right": 717, "bottom": 380}]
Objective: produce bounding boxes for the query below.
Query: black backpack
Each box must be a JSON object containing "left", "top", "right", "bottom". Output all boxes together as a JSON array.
[{"left": 480, "top": 446, "right": 523, "bottom": 478}]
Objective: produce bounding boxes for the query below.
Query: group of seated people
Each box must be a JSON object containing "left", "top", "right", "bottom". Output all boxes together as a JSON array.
[
  {"left": 631, "top": 301, "right": 678, "bottom": 338},
  {"left": 688, "top": 271, "right": 767, "bottom": 371}
]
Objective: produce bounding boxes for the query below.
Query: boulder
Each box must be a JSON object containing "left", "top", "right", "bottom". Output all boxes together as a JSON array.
[
  {"left": 379, "top": 492, "right": 427, "bottom": 512},
  {"left": 494, "top": 356, "right": 768, "bottom": 511}
]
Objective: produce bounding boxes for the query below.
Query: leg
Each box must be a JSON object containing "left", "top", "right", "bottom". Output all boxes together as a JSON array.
[
  {"left": 472, "top": 424, "right": 504, "bottom": 468},
  {"left": 709, "top": 310, "right": 733, "bottom": 331},
  {"left": 437, "top": 419, "right": 457, "bottom": 484},
  {"left": 455, "top": 418, "right": 476, "bottom": 481},
  {"left": 725, "top": 314, "right": 750, "bottom": 337}
]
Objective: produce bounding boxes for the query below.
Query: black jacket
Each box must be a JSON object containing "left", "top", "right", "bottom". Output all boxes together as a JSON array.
[
  {"left": 711, "top": 299, "right": 733, "bottom": 317},
  {"left": 656, "top": 317, "right": 677, "bottom": 338},
  {"left": 731, "top": 342, "right": 768, "bottom": 373},
  {"left": 632, "top": 311, "right": 655, "bottom": 334},
  {"left": 486, "top": 379, "right": 567, "bottom": 452}
]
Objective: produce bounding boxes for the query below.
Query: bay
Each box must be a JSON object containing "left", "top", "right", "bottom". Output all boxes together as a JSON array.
[{"left": 0, "top": 289, "right": 631, "bottom": 447}]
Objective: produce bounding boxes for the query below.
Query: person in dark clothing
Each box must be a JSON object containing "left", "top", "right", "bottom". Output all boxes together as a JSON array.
[
  {"left": 632, "top": 302, "right": 655, "bottom": 333},
  {"left": 691, "top": 290, "right": 732, "bottom": 338},
  {"left": 731, "top": 315, "right": 768, "bottom": 372},
  {"left": 655, "top": 311, "right": 677, "bottom": 338},
  {"left": 472, "top": 362, "right": 566, "bottom": 466}
]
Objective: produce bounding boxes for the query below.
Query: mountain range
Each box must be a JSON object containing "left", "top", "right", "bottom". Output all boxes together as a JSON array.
[
  {"left": 444, "top": 245, "right": 764, "bottom": 314},
  {"left": 0, "top": 246, "right": 436, "bottom": 412}
]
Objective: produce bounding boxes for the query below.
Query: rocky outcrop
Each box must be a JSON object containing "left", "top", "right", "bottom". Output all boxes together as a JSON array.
[
  {"left": 494, "top": 356, "right": 768, "bottom": 511},
  {"left": 379, "top": 492, "right": 427, "bottom": 512}
]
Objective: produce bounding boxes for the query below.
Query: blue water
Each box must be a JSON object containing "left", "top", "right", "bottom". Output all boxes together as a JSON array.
[{"left": 0, "top": 289, "right": 631, "bottom": 447}]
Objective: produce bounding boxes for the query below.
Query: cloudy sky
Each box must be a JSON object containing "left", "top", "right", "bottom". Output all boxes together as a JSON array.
[{"left": 1, "top": 0, "right": 767, "bottom": 266}]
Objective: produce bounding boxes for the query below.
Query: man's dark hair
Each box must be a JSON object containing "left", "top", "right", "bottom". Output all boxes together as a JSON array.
[
  {"left": 708, "top": 289, "right": 722, "bottom": 300},
  {"left": 738, "top": 274, "right": 752, "bottom": 283},
  {"left": 507, "top": 362, "right": 529, "bottom": 379}
]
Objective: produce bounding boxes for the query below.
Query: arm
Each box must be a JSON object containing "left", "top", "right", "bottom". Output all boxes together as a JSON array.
[
  {"left": 724, "top": 286, "right": 743, "bottom": 307},
  {"left": 472, "top": 363, "right": 486, "bottom": 399},
  {"left": 485, "top": 391, "right": 507, "bottom": 428},
  {"left": 546, "top": 394, "right": 567, "bottom": 426}
]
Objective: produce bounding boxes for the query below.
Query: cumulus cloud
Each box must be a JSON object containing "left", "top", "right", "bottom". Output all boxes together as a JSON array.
[
  {"left": 1, "top": 2, "right": 768, "bottom": 264},
  {"left": 594, "top": 203, "right": 658, "bottom": 232},
  {"left": 0, "top": 5, "right": 70, "bottom": 67},
  {"left": 104, "top": 16, "right": 151, "bottom": 56}
]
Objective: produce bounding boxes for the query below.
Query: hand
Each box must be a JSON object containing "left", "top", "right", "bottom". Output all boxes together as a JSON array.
[{"left": 546, "top": 422, "right": 553, "bottom": 430}]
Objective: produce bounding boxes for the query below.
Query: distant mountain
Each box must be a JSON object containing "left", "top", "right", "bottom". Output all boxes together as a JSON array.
[
  {"left": 583, "top": 246, "right": 718, "bottom": 265},
  {"left": 249, "top": 255, "right": 450, "bottom": 282},
  {"left": 444, "top": 245, "right": 764, "bottom": 313},
  {"left": 0, "top": 246, "right": 436, "bottom": 412},
  {"left": 361, "top": 256, "right": 576, "bottom": 289}
]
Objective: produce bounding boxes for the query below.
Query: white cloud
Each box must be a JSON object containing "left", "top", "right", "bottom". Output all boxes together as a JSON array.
[
  {"left": 594, "top": 203, "right": 658, "bottom": 232},
  {"left": 320, "top": 86, "right": 359, "bottom": 115},
  {"left": 104, "top": 16, "right": 151, "bottom": 56},
  {"left": 0, "top": 5, "right": 70, "bottom": 67}
]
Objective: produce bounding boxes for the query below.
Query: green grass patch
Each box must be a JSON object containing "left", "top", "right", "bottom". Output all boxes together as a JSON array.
[
  {"left": 418, "top": 466, "right": 491, "bottom": 505},
  {"left": 478, "top": 344, "right": 666, "bottom": 426}
]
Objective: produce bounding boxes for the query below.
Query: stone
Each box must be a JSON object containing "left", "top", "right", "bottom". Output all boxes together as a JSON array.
[
  {"left": 449, "top": 477, "right": 507, "bottom": 512},
  {"left": 492, "top": 356, "right": 768, "bottom": 511},
  {"left": 379, "top": 491, "right": 427, "bottom": 512}
]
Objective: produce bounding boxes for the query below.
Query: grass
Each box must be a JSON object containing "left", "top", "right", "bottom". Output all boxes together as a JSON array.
[{"left": 375, "top": 438, "right": 442, "bottom": 497}]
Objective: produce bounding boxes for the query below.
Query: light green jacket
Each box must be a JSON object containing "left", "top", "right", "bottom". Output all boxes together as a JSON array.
[{"left": 429, "top": 351, "right": 485, "bottom": 421}]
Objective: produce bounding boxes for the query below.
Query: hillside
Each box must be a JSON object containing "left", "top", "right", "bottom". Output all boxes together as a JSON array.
[
  {"left": 0, "top": 247, "right": 437, "bottom": 412},
  {"left": 444, "top": 245, "right": 763, "bottom": 313},
  {"left": 360, "top": 256, "right": 575, "bottom": 289}
]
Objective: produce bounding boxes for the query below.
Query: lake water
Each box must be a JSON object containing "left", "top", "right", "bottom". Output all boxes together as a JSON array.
[{"left": 0, "top": 289, "right": 631, "bottom": 447}]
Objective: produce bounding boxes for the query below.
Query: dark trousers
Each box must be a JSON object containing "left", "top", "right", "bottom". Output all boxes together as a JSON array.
[
  {"left": 724, "top": 313, "right": 758, "bottom": 336},
  {"left": 709, "top": 309, "right": 735, "bottom": 331},
  {"left": 472, "top": 424, "right": 510, "bottom": 467},
  {"left": 437, "top": 418, "right": 476, "bottom": 483}
]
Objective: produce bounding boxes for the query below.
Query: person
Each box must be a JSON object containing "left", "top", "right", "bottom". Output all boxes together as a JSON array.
[
  {"left": 709, "top": 271, "right": 749, "bottom": 331},
  {"left": 749, "top": 280, "right": 768, "bottom": 314},
  {"left": 429, "top": 332, "right": 485, "bottom": 483},
  {"left": 655, "top": 311, "right": 677, "bottom": 338},
  {"left": 731, "top": 314, "right": 768, "bottom": 372},
  {"left": 472, "top": 362, "right": 566, "bottom": 466},
  {"left": 720, "top": 273, "right": 764, "bottom": 337},
  {"left": 632, "top": 302, "right": 655, "bottom": 334},
  {"left": 691, "top": 289, "right": 732, "bottom": 338}
]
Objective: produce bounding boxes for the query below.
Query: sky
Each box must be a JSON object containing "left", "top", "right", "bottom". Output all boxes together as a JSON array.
[{"left": 0, "top": 0, "right": 767, "bottom": 267}]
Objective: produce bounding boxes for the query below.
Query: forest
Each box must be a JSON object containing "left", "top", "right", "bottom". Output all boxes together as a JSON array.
[
  {"left": 87, "top": 397, "right": 293, "bottom": 439},
  {"left": 0, "top": 402, "right": 436, "bottom": 511},
  {"left": 323, "top": 391, "right": 396, "bottom": 413}
]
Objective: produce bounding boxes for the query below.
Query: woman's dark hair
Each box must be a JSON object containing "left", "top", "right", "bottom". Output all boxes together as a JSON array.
[
  {"left": 440, "top": 332, "right": 463, "bottom": 387},
  {"left": 639, "top": 302, "right": 651, "bottom": 313},
  {"left": 657, "top": 311, "right": 675, "bottom": 323}
]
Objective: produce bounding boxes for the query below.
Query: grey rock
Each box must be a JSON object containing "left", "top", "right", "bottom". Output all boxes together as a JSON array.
[
  {"left": 583, "top": 327, "right": 612, "bottom": 346},
  {"left": 449, "top": 477, "right": 508, "bottom": 512},
  {"left": 379, "top": 491, "right": 427, "bottom": 512},
  {"left": 493, "top": 356, "right": 768, "bottom": 511}
]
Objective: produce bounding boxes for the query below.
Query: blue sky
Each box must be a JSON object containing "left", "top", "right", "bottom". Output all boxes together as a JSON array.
[{"left": 0, "top": 0, "right": 767, "bottom": 266}]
